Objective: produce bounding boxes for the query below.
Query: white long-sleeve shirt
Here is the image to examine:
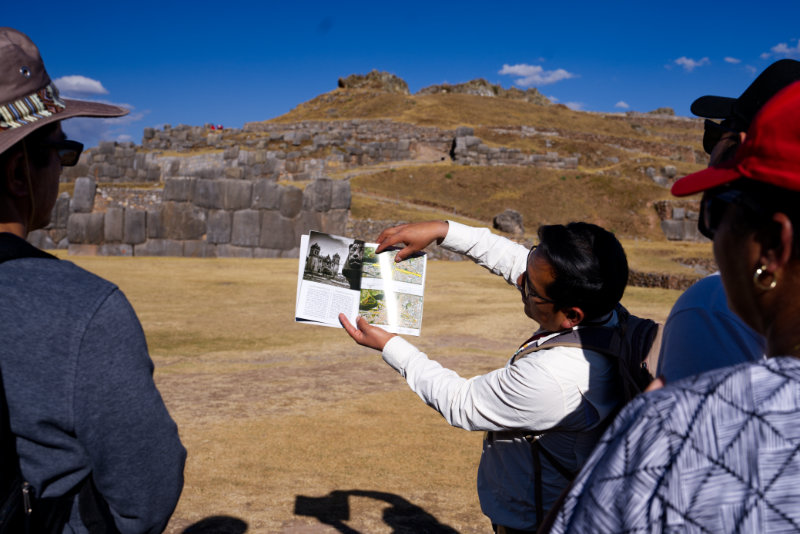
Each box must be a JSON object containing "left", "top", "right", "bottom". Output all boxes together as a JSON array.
[{"left": 381, "top": 221, "right": 620, "bottom": 530}]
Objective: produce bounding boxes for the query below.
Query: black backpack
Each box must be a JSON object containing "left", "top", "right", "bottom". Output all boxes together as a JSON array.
[{"left": 512, "top": 304, "right": 663, "bottom": 531}]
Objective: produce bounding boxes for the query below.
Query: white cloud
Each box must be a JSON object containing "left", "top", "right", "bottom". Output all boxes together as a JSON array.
[
  {"left": 767, "top": 40, "right": 800, "bottom": 58},
  {"left": 615, "top": 101, "right": 630, "bottom": 109},
  {"left": 745, "top": 65, "right": 758, "bottom": 75},
  {"left": 674, "top": 56, "right": 710, "bottom": 72},
  {"left": 724, "top": 57, "right": 741, "bottom": 64},
  {"left": 53, "top": 75, "right": 109, "bottom": 95},
  {"left": 548, "top": 95, "right": 559, "bottom": 103},
  {"left": 498, "top": 63, "right": 576, "bottom": 87},
  {"left": 565, "top": 102, "right": 584, "bottom": 111}
]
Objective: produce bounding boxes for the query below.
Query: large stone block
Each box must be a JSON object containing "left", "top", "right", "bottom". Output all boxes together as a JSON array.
[
  {"left": 134, "top": 239, "right": 184, "bottom": 257},
  {"left": 51, "top": 193, "right": 71, "bottom": 228},
  {"left": 221, "top": 180, "right": 252, "bottom": 209},
  {"left": 67, "top": 212, "right": 104, "bottom": 244},
  {"left": 124, "top": 209, "right": 147, "bottom": 245},
  {"left": 660, "top": 220, "right": 686, "bottom": 241},
  {"left": 104, "top": 208, "right": 124, "bottom": 242},
  {"left": 147, "top": 210, "right": 163, "bottom": 239},
  {"left": 331, "top": 180, "right": 351, "bottom": 209},
  {"left": 252, "top": 180, "right": 281, "bottom": 209},
  {"left": 163, "top": 178, "right": 195, "bottom": 202},
  {"left": 207, "top": 210, "right": 232, "bottom": 244},
  {"left": 259, "top": 211, "right": 298, "bottom": 250},
  {"left": 70, "top": 177, "right": 96, "bottom": 213},
  {"left": 319, "top": 209, "right": 349, "bottom": 235},
  {"left": 99, "top": 244, "right": 133, "bottom": 257},
  {"left": 231, "top": 209, "right": 260, "bottom": 247},
  {"left": 279, "top": 185, "right": 304, "bottom": 218},
  {"left": 216, "top": 244, "right": 254, "bottom": 258},
  {"left": 303, "top": 179, "right": 332, "bottom": 212},
  {"left": 194, "top": 179, "right": 223, "bottom": 209},
  {"left": 26, "top": 230, "right": 54, "bottom": 250},
  {"left": 161, "top": 201, "right": 207, "bottom": 240},
  {"left": 294, "top": 209, "right": 322, "bottom": 238},
  {"left": 68, "top": 244, "right": 99, "bottom": 256},
  {"left": 183, "top": 240, "right": 217, "bottom": 258}
]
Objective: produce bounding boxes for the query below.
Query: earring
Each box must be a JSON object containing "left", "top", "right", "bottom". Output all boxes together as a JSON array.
[{"left": 753, "top": 265, "right": 777, "bottom": 290}]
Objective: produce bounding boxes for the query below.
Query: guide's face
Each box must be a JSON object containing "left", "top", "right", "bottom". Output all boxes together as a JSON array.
[{"left": 517, "top": 249, "right": 568, "bottom": 332}]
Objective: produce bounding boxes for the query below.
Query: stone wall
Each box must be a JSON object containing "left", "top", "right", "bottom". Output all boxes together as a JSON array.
[
  {"left": 450, "top": 127, "right": 578, "bottom": 169},
  {"left": 653, "top": 199, "right": 707, "bottom": 242},
  {"left": 29, "top": 176, "right": 350, "bottom": 258}
]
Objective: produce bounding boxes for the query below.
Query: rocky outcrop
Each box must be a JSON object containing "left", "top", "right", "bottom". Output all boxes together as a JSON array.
[
  {"left": 337, "top": 70, "right": 410, "bottom": 94},
  {"left": 417, "top": 79, "right": 551, "bottom": 105}
]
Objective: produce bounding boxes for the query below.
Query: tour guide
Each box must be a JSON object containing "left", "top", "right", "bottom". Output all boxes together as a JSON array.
[{"left": 340, "top": 219, "right": 629, "bottom": 533}]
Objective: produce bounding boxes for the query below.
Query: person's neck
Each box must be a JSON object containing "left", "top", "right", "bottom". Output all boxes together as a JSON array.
[{"left": 0, "top": 222, "right": 27, "bottom": 239}]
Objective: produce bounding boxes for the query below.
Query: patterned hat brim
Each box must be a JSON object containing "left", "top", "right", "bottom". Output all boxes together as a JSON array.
[{"left": 0, "top": 97, "right": 128, "bottom": 156}]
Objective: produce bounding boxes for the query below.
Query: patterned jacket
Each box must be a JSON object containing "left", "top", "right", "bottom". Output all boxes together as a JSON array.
[{"left": 551, "top": 357, "right": 800, "bottom": 533}]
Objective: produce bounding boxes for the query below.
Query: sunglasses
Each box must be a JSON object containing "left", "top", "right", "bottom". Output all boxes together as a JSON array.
[
  {"left": 39, "top": 139, "right": 84, "bottom": 167},
  {"left": 699, "top": 187, "right": 771, "bottom": 239},
  {"left": 702, "top": 119, "right": 741, "bottom": 155},
  {"left": 518, "top": 247, "right": 556, "bottom": 304}
]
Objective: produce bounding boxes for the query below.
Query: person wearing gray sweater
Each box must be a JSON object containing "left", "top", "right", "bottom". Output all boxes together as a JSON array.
[{"left": 0, "top": 28, "right": 185, "bottom": 532}]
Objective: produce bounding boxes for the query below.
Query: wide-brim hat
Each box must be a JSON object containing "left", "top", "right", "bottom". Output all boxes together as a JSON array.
[
  {"left": 0, "top": 27, "right": 128, "bottom": 156},
  {"left": 673, "top": 81, "right": 800, "bottom": 197}
]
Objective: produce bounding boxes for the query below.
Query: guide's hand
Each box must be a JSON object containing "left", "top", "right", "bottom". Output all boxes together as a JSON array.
[
  {"left": 339, "top": 314, "right": 395, "bottom": 351},
  {"left": 375, "top": 221, "right": 449, "bottom": 262}
]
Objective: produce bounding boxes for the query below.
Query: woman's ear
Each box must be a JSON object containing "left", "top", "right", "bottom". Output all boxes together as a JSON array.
[{"left": 761, "top": 212, "right": 794, "bottom": 271}]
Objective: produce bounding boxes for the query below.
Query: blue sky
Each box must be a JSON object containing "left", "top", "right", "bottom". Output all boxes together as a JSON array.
[{"left": 6, "top": 1, "right": 800, "bottom": 148}]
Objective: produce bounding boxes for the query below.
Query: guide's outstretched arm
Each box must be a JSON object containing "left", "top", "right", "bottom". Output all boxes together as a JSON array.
[
  {"left": 375, "top": 220, "right": 449, "bottom": 262},
  {"left": 339, "top": 314, "right": 396, "bottom": 351}
]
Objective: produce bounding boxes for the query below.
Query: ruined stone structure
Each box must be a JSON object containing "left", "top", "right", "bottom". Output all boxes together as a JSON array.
[
  {"left": 30, "top": 175, "right": 350, "bottom": 258},
  {"left": 43, "top": 119, "right": 589, "bottom": 258}
]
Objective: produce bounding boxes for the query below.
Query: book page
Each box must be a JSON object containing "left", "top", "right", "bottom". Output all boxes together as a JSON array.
[
  {"left": 295, "top": 232, "right": 363, "bottom": 327},
  {"left": 358, "top": 244, "right": 427, "bottom": 336}
]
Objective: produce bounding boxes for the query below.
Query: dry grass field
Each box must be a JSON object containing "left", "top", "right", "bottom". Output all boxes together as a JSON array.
[{"left": 63, "top": 252, "right": 684, "bottom": 534}]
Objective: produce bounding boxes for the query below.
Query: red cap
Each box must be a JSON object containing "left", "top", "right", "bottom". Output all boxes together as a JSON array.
[{"left": 672, "top": 80, "right": 800, "bottom": 197}]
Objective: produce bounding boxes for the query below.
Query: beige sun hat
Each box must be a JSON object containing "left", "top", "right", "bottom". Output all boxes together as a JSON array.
[{"left": 0, "top": 27, "right": 128, "bottom": 156}]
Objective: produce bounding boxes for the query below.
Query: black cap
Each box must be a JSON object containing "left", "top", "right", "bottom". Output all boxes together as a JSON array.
[{"left": 691, "top": 59, "right": 800, "bottom": 130}]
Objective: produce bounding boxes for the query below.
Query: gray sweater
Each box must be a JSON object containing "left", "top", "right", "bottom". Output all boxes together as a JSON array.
[{"left": 0, "top": 234, "right": 186, "bottom": 533}]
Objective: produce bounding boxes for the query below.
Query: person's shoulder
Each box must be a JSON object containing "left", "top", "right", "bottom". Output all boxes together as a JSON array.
[
  {"left": 671, "top": 273, "right": 725, "bottom": 308},
  {"left": 15, "top": 257, "right": 119, "bottom": 298}
]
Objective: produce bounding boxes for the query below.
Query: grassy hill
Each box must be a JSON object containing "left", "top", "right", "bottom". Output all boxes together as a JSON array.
[
  {"left": 255, "top": 81, "right": 715, "bottom": 283},
  {"left": 259, "top": 87, "right": 706, "bottom": 239}
]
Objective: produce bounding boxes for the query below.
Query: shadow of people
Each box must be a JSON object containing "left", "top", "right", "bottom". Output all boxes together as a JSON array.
[
  {"left": 181, "top": 515, "right": 248, "bottom": 533},
  {"left": 295, "top": 489, "right": 459, "bottom": 533}
]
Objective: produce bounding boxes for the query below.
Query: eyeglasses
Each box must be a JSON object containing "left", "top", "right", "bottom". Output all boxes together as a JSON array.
[
  {"left": 518, "top": 246, "right": 555, "bottom": 304},
  {"left": 699, "top": 187, "right": 770, "bottom": 239},
  {"left": 703, "top": 119, "right": 741, "bottom": 155},
  {"left": 39, "top": 139, "right": 84, "bottom": 167}
]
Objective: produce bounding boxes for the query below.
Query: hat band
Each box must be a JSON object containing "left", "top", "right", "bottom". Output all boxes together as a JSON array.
[{"left": 0, "top": 82, "right": 65, "bottom": 131}]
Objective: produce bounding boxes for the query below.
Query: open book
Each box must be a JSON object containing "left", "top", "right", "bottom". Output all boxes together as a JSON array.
[{"left": 295, "top": 231, "right": 427, "bottom": 336}]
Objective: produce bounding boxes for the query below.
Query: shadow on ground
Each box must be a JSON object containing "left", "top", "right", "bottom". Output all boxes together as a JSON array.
[
  {"left": 295, "top": 489, "right": 459, "bottom": 533},
  {"left": 182, "top": 515, "right": 248, "bottom": 533}
]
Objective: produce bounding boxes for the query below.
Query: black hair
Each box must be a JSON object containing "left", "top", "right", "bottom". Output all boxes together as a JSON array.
[{"left": 536, "top": 222, "right": 629, "bottom": 320}]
